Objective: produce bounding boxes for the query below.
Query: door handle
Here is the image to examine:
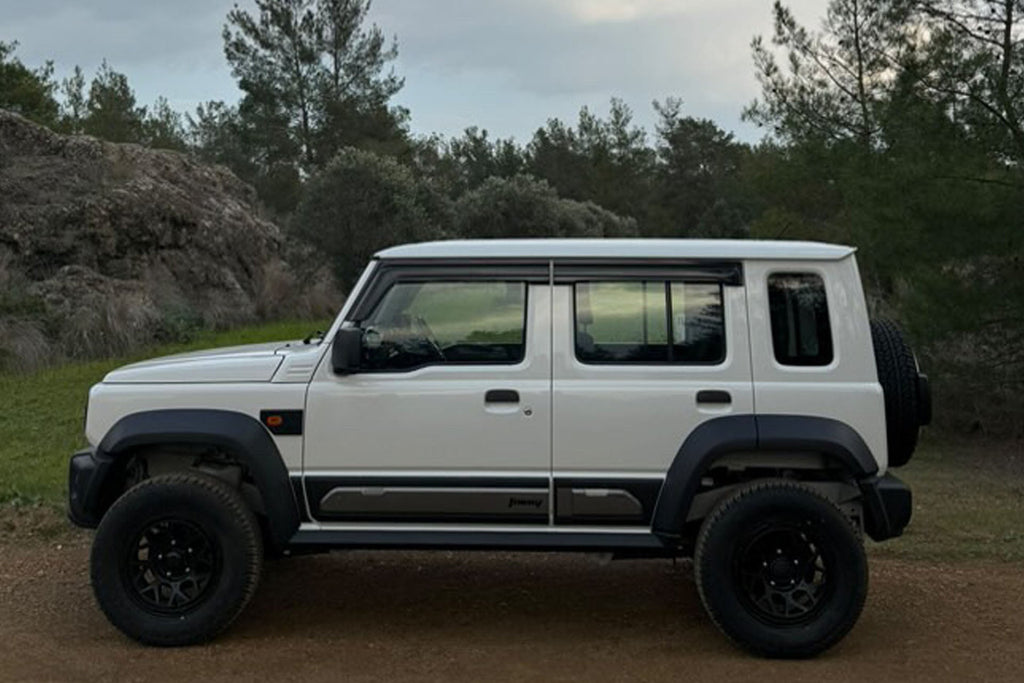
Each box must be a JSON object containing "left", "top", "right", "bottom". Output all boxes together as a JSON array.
[
  {"left": 485, "top": 389, "right": 520, "bottom": 404},
  {"left": 696, "top": 390, "right": 731, "bottom": 405}
]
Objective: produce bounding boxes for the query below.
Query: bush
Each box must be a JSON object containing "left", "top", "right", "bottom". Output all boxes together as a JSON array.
[
  {"left": 454, "top": 175, "right": 637, "bottom": 239},
  {"left": 292, "top": 148, "right": 448, "bottom": 287}
]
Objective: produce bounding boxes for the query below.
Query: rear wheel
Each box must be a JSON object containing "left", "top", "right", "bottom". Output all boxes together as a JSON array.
[
  {"left": 90, "top": 472, "right": 263, "bottom": 646},
  {"left": 694, "top": 480, "right": 867, "bottom": 658}
]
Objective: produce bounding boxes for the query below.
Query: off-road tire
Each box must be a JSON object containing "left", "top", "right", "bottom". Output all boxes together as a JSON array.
[
  {"left": 870, "top": 318, "right": 923, "bottom": 467},
  {"left": 90, "top": 472, "right": 263, "bottom": 646},
  {"left": 694, "top": 480, "right": 868, "bottom": 659}
]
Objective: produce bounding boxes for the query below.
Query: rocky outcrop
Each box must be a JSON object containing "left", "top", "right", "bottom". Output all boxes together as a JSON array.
[{"left": 0, "top": 110, "right": 335, "bottom": 369}]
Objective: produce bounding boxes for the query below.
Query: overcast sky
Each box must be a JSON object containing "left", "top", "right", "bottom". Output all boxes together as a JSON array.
[{"left": 1, "top": 0, "right": 827, "bottom": 143}]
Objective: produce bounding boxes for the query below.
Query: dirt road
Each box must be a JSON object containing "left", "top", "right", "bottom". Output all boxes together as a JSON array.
[{"left": 1, "top": 530, "right": 1022, "bottom": 682}]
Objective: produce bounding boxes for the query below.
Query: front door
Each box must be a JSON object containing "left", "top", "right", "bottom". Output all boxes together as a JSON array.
[
  {"left": 304, "top": 276, "right": 552, "bottom": 525},
  {"left": 550, "top": 267, "right": 754, "bottom": 528}
]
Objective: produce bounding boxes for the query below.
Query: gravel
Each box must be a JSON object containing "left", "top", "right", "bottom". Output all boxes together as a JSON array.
[{"left": 2, "top": 529, "right": 1022, "bottom": 682}]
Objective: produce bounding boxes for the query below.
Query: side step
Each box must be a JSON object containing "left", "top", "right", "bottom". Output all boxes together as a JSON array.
[{"left": 288, "top": 529, "right": 674, "bottom": 554}]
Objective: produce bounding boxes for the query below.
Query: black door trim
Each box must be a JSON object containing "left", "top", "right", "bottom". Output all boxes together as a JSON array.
[
  {"left": 553, "top": 478, "right": 664, "bottom": 526},
  {"left": 304, "top": 475, "right": 551, "bottom": 524}
]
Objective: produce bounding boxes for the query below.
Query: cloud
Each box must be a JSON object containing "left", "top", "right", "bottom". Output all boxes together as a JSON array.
[{"left": 1, "top": 0, "right": 830, "bottom": 141}]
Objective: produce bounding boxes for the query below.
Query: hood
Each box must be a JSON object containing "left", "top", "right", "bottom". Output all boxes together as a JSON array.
[{"left": 103, "top": 340, "right": 311, "bottom": 383}]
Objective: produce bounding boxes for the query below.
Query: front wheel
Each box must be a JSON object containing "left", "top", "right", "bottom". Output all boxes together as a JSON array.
[
  {"left": 694, "top": 480, "right": 868, "bottom": 658},
  {"left": 90, "top": 472, "right": 263, "bottom": 646}
]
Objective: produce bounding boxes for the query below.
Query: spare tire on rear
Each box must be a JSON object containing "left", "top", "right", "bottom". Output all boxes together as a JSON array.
[{"left": 869, "top": 319, "right": 929, "bottom": 468}]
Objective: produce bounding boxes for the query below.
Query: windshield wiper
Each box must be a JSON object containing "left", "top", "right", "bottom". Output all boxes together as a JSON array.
[{"left": 302, "top": 330, "right": 325, "bottom": 345}]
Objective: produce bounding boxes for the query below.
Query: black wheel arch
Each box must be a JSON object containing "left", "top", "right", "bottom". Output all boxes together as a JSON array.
[
  {"left": 651, "top": 415, "right": 880, "bottom": 538},
  {"left": 74, "top": 409, "right": 301, "bottom": 548}
]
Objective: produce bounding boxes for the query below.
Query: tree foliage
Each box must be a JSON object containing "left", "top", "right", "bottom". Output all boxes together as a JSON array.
[
  {"left": 453, "top": 175, "right": 638, "bottom": 240},
  {"left": 221, "top": 0, "right": 406, "bottom": 173},
  {"left": 0, "top": 41, "right": 59, "bottom": 127},
  {"left": 81, "top": 60, "right": 146, "bottom": 144},
  {"left": 746, "top": 0, "right": 1024, "bottom": 433},
  {"left": 745, "top": 0, "right": 910, "bottom": 147},
  {"left": 292, "top": 148, "right": 445, "bottom": 286}
]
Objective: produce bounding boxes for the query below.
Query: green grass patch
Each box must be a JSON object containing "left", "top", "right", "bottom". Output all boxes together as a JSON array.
[
  {"left": 869, "top": 437, "right": 1024, "bottom": 562},
  {"left": 0, "top": 319, "right": 329, "bottom": 505}
]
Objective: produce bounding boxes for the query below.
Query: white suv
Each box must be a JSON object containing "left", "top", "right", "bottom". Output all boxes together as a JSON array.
[{"left": 68, "top": 239, "right": 929, "bottom": 657}]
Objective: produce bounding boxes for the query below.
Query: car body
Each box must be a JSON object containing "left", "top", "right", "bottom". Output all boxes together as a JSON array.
[{"left": 68, "top": 239, "right": 928, "bottom": 656}]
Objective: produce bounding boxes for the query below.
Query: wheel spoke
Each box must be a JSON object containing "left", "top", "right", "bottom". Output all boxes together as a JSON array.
[
  {"left": 124, "top": 517, "right": 219, "bottom": 615},
  {"left": 732, "top": 518, "right": 831, "bottom": 625}
]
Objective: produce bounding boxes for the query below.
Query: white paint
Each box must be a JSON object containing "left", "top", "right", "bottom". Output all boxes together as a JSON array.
[
  {"left": 302, "top": 285, "right": 553, "bottom": 476},
  {"left": 85, "top": 381, "right": 307, "bottom": 470},
  {"left": 551, "top": 283, "right": 755, "bottom": 474},
  {"left": 744, "top": 256, "right": 888, "bottom": 472},
  {"left": 377, "top": 238, "right": 855, "bottom": 261},
  {"left": 82, "top": 241, "right": 890, "bottom": 521}
]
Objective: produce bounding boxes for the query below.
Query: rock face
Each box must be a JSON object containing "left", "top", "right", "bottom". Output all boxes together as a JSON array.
[{"left": 0, "top": 110, "right": 335, "bottom": 369}]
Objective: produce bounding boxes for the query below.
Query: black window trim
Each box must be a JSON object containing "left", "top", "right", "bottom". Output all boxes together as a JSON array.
[
  {"left": 572, "top": 280, "right": 728, "bottom": 367},
  {"left": 766, "top": 270, "right": 835, "bottom": 368},
  {"left": 553, "top": 259, "right": 742, "bottom": 285}
]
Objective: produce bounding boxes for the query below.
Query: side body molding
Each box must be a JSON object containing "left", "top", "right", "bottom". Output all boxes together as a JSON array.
[
  {"left": 94, "top": 409, "right": 300, "bottom": 547},
  {"left": 651, "top": 415, "right": 879, "bottom": 537}
]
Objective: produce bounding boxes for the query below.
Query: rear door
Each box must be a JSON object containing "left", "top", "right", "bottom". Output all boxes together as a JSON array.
[{"left": 550, "top": 263, "right": 754, "bottom": 528}]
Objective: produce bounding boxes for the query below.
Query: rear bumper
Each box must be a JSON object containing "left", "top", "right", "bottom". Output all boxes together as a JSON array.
[
  {"left": 860, "top": 473, "right": 912, "bottom": 541},
  {"left": 67, "top": 447, "right": 113, "bottom": 528}
]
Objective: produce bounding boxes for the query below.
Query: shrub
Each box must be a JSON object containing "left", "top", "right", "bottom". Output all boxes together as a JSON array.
[
  {"left": 292, "top": 148, "right": 448, "bottom": 287},
  {"left": 453, "top": 175, "right": 637, "bottom": 239}
]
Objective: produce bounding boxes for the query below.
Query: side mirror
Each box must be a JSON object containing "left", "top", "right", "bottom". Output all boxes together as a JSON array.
[{"left": 331, "top": 328, "right": 363, "bottom": 375}]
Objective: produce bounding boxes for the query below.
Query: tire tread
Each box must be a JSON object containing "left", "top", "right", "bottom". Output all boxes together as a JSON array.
[
  {"left": 694, "top": 479, "right": 868, "bottom": 658},
  {"left": 91, "top": 472, "right": 263, "bottom": 646}
]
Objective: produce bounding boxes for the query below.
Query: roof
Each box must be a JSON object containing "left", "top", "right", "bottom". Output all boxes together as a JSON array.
[{"left": 375, "top": 239, "right": 856, "bottom": 262}]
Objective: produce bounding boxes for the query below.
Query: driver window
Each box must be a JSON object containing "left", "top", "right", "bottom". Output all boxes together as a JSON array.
[{"left": 361, "top": 281, "right": 527, "bottom": 371}]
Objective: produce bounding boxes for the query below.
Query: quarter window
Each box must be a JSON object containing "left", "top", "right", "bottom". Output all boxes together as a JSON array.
[
  {"left": 362, "top": 281, "right": 526, "bottom": 371},
  {"left": 767, "top": 273, "right": 833, "bottom": 366},
  {"left": 575, "top": 281, "right": 725, "bottom": 364}
]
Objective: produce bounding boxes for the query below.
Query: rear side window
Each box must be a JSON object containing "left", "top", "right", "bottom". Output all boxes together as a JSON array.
[
  {"left": 575, "top": 281, "right": 725, "bottom": 364},
  {"left": 767, "top": 273, "right": 833, "bottom": 366}
]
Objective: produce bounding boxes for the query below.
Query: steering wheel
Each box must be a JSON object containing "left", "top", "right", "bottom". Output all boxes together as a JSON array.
[{"left": 412, "top": 315, "right": 446, "bottom": 361}]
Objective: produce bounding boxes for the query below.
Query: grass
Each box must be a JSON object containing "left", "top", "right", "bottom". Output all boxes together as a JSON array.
[
  {"left": 870, "top": 436, "right": 1024, "bottom": 562},
  {"left": 1, "top": 317, "right": 1022, "bottom": 562},
  {"left": 0, "top": 319, "right": 329, "bottom": 506}
]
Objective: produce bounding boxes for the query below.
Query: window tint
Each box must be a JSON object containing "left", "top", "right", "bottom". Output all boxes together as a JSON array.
[
  {"left": 669, "top": 282, "right": 726, "bottom": 363},
  {"left": 767, "top": 273, "right": 833, "bottom": 366},
  {"left": 575, "top": 281, "right": 724, "bottom": 364},
  {"left": 362, "top": 281, "right": 526, "bottom": 371}
]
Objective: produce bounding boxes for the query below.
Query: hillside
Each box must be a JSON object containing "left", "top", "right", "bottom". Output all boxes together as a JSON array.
[{"left": 0, "top": 110, "right": 334, "bottom": 370}]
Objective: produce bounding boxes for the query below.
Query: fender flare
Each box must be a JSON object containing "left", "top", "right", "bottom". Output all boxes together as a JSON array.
[
  {"left": 651, "top": 415, "right": 879, "bottom": 537},
  {"left": 92, "top": 409, "right": 300, "bottom": 547}
]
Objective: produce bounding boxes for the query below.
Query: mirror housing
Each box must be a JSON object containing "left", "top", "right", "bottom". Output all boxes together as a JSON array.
[{"left": 331, "top": 328, "right": 363, "bottom": 375}]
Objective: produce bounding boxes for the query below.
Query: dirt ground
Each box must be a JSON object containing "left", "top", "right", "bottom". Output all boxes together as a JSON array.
[{"left": 1, "top": 527, "right": 1023, "bottom": 683}]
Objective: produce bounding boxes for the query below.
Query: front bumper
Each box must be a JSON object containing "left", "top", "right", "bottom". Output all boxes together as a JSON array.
[
  {"left": 860, "top": 473, "right": 912, "bottom": 541},
  {"left": 67, "top": 447, "right": 114, "bottom": 528}
]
